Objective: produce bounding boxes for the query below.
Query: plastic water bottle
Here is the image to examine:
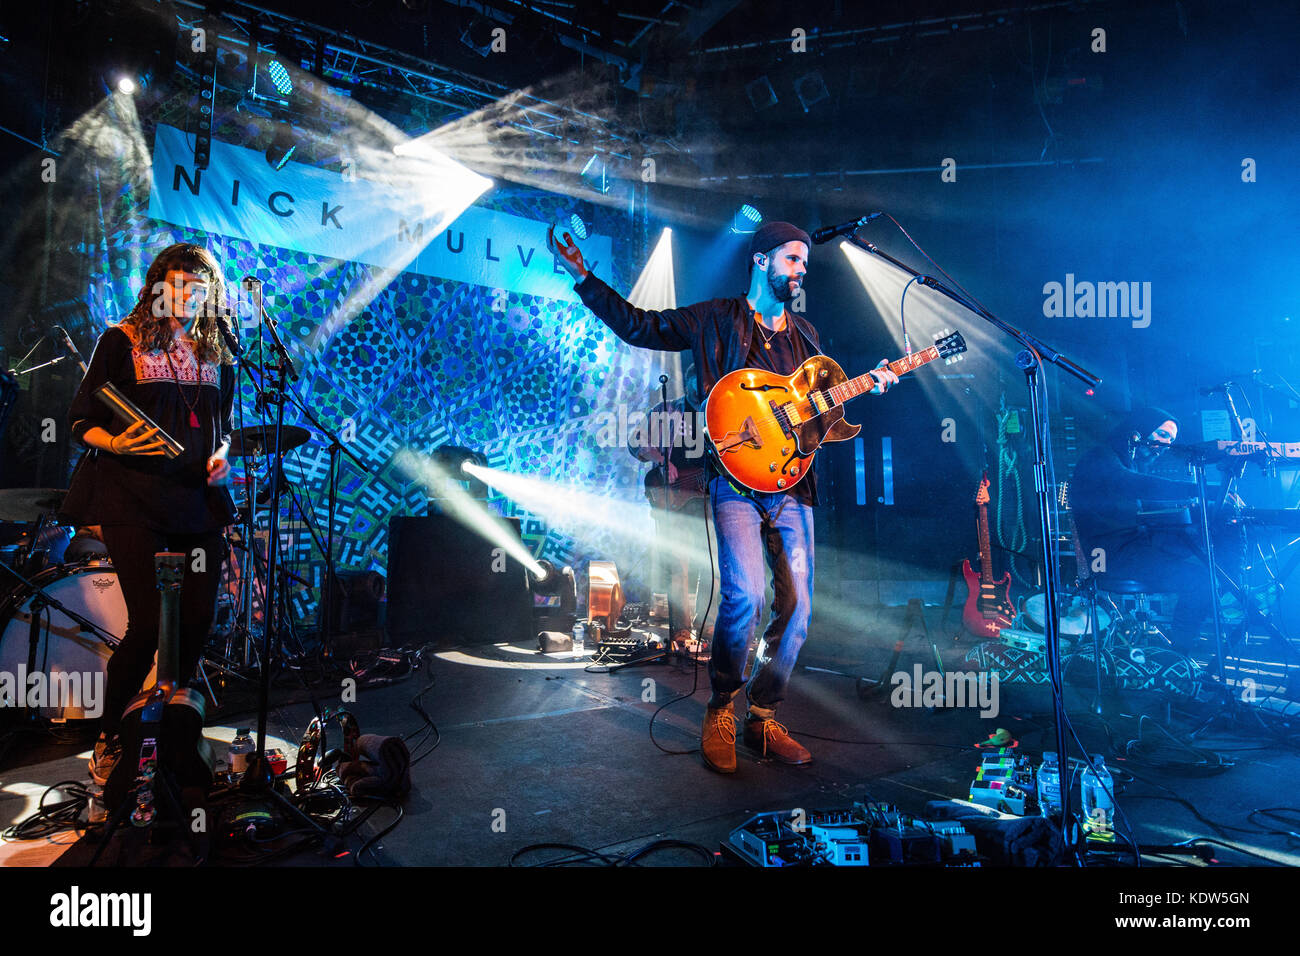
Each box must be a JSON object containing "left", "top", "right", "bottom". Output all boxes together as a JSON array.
[
  {"left": 1081, "top": 755, "right": 1115, "bottom": 837},
  {"left": 228, "top": 728, "right": 255, "bottom": 778},
  {"left": 572, "top": 621, "right": 586, "bottom": 657},
  {"left": 1037, "top": 752, "right": 1062, "bottom": 817}
]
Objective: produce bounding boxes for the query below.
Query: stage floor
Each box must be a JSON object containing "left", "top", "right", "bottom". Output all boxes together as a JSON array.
[{"left": 3, "top": 609, "right": 1298, "bottom": 867}]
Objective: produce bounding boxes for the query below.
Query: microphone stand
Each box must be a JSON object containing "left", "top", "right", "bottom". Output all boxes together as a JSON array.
[
  {"left": 236, "top": 281, "right": 319, "bottom": 834},
  {"left": 847, "top": 234, "right": 1100, "bottom": 853},
  {"left": 279, "top": 387, "right": 374, "bottom": 665}
]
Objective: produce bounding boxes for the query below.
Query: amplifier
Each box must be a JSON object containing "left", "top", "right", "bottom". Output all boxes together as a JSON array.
[{"left": 385, "top": 515, "right": 533, "bottom": 647}]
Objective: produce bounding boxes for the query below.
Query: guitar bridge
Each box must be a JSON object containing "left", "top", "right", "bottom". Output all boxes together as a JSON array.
[{"left": 714, "top": 416, "right": 762, "bottom": 455}]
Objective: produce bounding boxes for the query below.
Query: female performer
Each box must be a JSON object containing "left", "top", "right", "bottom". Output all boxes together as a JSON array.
[{"left": 64, "top": 243, "right": 237, "bottom": 784}]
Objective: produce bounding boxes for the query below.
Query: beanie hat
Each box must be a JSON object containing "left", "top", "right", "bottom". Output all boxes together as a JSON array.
[{"left": 748, "top": 221, "right": 812, "bottom": 261}]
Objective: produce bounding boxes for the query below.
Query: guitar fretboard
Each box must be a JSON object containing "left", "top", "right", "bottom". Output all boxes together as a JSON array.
[{"left": 828, "top": 345, "right": 942, "bottom": 404}]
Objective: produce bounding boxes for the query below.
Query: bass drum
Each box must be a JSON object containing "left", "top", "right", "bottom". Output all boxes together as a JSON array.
[
  {"left": 0, "top": 561, "right": 147, "bottom": 720},
  {"left": 1021, "top": 591, "right": 1111, "bottom": 637}
]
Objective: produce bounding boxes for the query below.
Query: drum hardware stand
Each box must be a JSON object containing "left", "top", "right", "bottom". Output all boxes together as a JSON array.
[
  {"left": 233, "top": 279, "right": 324, "bottom": 839},
  {"left": 1178, "top": 447, "right": 1254, "bottom": 738},
  {"left": 846, "top": 231, "right": 1100, "bottom": 857},
  {"left": 279, "top": 383, "right": 374, "bottom": 666}
]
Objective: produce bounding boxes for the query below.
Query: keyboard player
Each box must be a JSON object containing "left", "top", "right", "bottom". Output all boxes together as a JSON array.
[{"left": 1070, "top": 406, "right": 1215, "bottom": 651}]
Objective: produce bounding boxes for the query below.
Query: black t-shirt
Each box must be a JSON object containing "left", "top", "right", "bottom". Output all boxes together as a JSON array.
[
  {"left": 744, "top": 315, "right": 816, "bottom": 506},
  {"left": 64, "top": 326, "right": 237, "bottom": 533}
]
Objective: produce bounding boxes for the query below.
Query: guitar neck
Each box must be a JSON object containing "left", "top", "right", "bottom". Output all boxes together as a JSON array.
[
  {"left": 829, "top": 345, "right": 943, "bottom": 404},
  {"left": 977, "top": 501, "right": 994, "bottom": 585}
]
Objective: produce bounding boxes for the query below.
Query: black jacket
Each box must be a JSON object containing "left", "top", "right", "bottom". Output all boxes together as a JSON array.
[
  {"left": 575, "top": 273, "right": 825, "bottom": 397},
  {"left": 575, "top": 272, "right": 826, "bottom": 504}
]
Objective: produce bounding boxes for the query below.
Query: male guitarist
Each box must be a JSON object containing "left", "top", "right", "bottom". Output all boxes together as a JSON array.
[{"left": 549, "top": 221, "right": 898, "bottom": 773}]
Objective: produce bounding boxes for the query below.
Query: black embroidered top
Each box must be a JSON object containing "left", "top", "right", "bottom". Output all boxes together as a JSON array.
[{"left": 64, "top": 325, "right": 237, "bottom": 533}]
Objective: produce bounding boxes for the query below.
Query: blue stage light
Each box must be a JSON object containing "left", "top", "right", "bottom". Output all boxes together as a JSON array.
[
  {"left": 267, "top": 59, "right": 294, "bottom": 96},
  {"left": 731, "top": 204, "right": 762, "bottom": 234}
]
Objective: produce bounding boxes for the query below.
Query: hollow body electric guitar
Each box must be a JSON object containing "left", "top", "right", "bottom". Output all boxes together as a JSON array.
[
  {"left": 705, "top": 329, "right": 967, "bottom": 493},
  {"left": 961, "top": 475, "right": 1016, "bottom": 639}
]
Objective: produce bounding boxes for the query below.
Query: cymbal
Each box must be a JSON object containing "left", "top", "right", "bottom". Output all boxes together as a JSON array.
[
  {"left": 228, "top": 424, "right": 312, "bottom": 458},
  {"left": 0, "top": 488, "right": 68, "bottom": 522}
]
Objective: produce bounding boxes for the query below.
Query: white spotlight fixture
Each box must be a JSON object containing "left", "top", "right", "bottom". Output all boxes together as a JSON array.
[
  {"left": 731, "top": 203, "right": 762, "bottom": 234},
  {"left": 116, "top": 75, "right": 137, "bottom": 95}
]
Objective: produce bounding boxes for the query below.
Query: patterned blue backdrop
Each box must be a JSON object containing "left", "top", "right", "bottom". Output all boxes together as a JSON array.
[{"left": 72, "top": 185, "right": 664, "bottom": 629}]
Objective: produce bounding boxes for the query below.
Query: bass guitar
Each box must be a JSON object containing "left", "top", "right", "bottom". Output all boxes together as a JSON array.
[
  {"left": 961, "top": 474, "right": 1016, "bottom": 639},
  {"left": 704, "top": 329, "right": 967, "bottom": 493}
]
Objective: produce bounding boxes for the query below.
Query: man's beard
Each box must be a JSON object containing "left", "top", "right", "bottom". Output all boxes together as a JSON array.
[{"left": 768, "top": 269, "right": 799, "bottom": 303}]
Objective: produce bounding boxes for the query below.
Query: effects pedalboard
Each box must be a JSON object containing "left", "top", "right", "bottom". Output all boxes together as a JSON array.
[
  {"left": 723, "top": 803, "right": 979, "bottom": 867},
  {"left": 590, "top": 627, "right": 664, "bottom": 665}
]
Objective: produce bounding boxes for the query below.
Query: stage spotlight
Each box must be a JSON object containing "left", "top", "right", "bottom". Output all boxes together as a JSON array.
[
  {"left": 731, "top": 204, "right": 762, "bottom": 234},
  {"left": 793, "top": 71, "right": 830, "bottom": 112},
  {"left": 568, "top": 213, "right": 589, "bottom": 240},
  {"left": 745, "top": 76, "right": 778, "bottom": 111},
  {"left": 266, "top": 59, "right": 294, "bottom": 97},
  {"left": 116, "top": 75, "right": 137, "bottom": 95},
  {"left": 530, "top": 559, "right": 567, "bottom": 591},
  {"left": 431, "top": 445, "right": 488, "bottom": 497},
  {"left": 461, "top": 13, "right": 499, "bottom": 57},
  {"left": 265, "top": 124, "right": 298, "bottom": 170},
  {"left": 580, "top": 153, "right": 611, "bottom": 194},
  {"left": 530, "top": 559, "right": 578, "bottom": 635}
]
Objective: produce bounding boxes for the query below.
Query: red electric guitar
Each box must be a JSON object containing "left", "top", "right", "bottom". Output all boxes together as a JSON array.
[{"left": 961, "top": 474, "right": 1015, "bottom": 639}]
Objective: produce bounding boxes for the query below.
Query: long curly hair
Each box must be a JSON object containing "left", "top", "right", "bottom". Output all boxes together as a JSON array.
[{"left": 121, "top": 243, "right": 232, "bottom": 365}]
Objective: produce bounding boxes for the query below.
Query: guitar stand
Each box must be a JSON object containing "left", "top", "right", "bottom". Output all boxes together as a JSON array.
[{"left": 856, "top": 598, "right": 945, "bottom": 705}]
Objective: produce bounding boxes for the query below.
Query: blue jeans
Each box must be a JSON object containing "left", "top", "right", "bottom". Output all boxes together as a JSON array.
[{"left": 707, "top": 476, "right": 814, "bottom": 716}]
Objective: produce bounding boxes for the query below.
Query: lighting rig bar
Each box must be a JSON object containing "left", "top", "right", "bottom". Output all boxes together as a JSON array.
[
  {"left": 172, "top": 0, "right": 660, "bottom": 162},
  {"left": 690, "top": 0, "right": 1104, "bottom": 55}
]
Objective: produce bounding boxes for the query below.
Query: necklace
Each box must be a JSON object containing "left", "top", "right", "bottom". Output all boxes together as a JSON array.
[
  {"left": 163, "top": 340, "right": 202, "bottom": 429},
  {"left": 753, "top": 312, "right": 786, "bottom": 351}
]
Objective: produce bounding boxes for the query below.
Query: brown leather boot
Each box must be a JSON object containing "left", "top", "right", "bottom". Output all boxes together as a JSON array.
[
  {"left": 701, "top": 702, "right": 737, "bottom": 774},
  {"left": 743, "top": 715, "right": 812, "bottom": 765}
]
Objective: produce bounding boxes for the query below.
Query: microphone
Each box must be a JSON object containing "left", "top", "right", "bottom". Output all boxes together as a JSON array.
[
  {"left": 49, "top": 325, "right": 88, "bottom": 373},
  {"left": 49, "top": 325, "right": 79, "bottom": 358},
  {"left": 811, "top": 212, "right": 882, "bottom": 245},
  {"left": 217, "top": 314, "right": 243, "bottom": 358},
  {"left": 1198, "top": 382, "right": 1234, "bottom": 396}
]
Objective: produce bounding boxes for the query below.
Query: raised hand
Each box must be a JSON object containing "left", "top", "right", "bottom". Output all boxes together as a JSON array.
[{"left": 547, "top": 225, "right": 589, "bottom": 282}]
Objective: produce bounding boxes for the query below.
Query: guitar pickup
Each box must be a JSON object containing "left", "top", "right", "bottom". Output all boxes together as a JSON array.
[{"left": 770, "top": 400, "right": 796, "bottom": 437}]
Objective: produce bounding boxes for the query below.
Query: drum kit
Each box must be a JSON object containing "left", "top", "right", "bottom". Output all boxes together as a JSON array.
[{"left": 0, "top": 423, "right": 315, "bottom": 723}]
